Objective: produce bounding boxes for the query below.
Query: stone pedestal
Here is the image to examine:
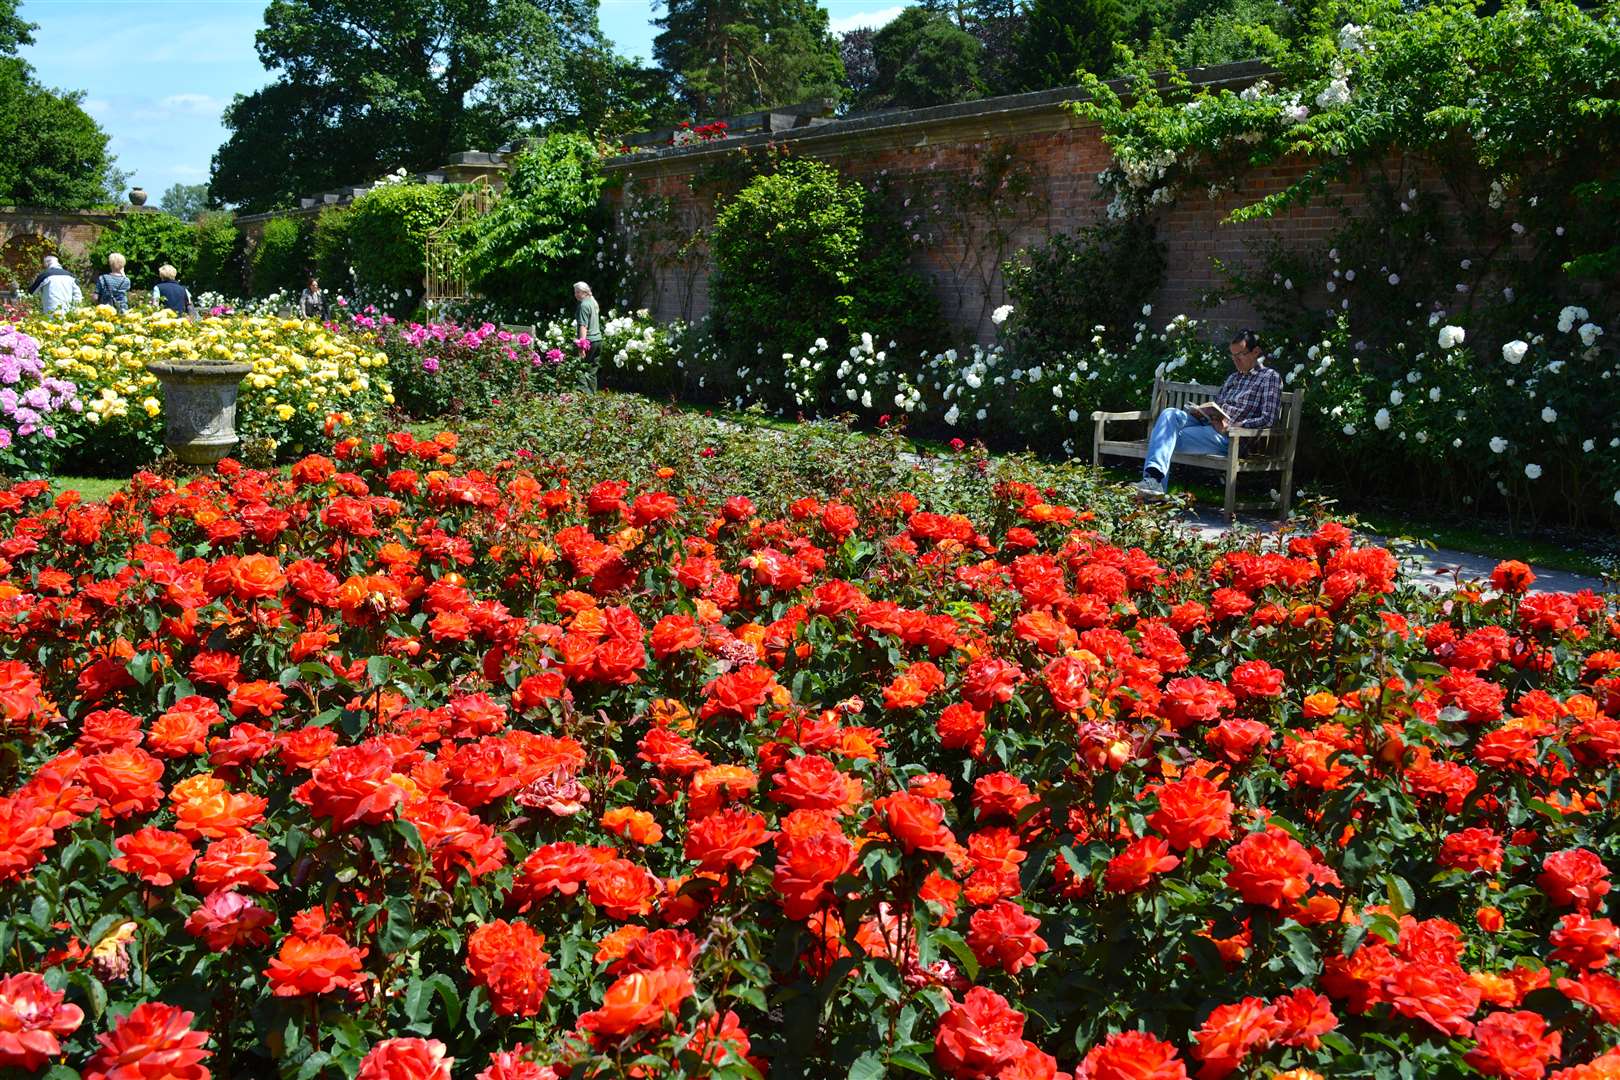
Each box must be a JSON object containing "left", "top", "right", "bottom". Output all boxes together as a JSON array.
[{"left": 148, "top": 361, "right": 252, "bottom": 465}]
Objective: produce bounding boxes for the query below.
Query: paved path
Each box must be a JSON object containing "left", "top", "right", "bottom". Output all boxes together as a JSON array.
[{"left": 1179, "top": 509, "right": 1610, "bottom": 594}]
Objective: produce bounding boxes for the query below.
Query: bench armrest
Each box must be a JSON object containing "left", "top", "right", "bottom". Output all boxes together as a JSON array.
[
  {"left": 1226, "top": 426, "right": 1273, "bottom": 438},
  {"left": 1092, "top": 410, "right": 1146, "bottom": 422}
]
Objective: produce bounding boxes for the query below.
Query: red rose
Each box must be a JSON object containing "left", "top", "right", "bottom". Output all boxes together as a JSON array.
[
  {"left": 1192, "top": 997, "right": 1281, "bottom": 1080},
  {"left": 935, "top": 986, "right": 1026, "bottom": 1078},
  {"left": 357, "top": 1038, "right": 454, "bottom": 1080},
  {"left": 467, "top": 920, "right": 551, "bottom": 1017},
  {"left": 265, "top": 927, "right": 368, "bottom": 997},
  {"left": 1464, "top": 1009, "right": 1560, "bottom": 1080},
  {"left": 110, "top": 827, "right": 196, "bottom": 887},
  {"left": 1224, "top": 827, "right": 1315, "bottom": 909},
  {"left": 0, "top": 972, "right": 84, "bottom": 1071},
  {"left": 1105, "top": 836, "right": 1182, "bottom": 893},
  {"left": 1148, "top": 775, "right": 1234, "bottom": 851},
  {"left": 967, "top": 900, "right": 1047, "bottom": 974},
  {"left": 298, "top": 741, "right": 403, "bottom": 830},
  {"left": 1077, "top": 1030, "right": 1188, "bottom": 1080},
  {"left": 1538, "top": 848, "right": 1612, "bottom": 910},
  {"left": 684, "top": 806, "right": 772, "bottom": 872},
  {"left": 83, "top": 1002, "right": 211, "bottom": 1080}
]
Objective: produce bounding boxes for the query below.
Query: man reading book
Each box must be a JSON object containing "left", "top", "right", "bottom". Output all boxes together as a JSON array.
[{"left": 1135, "top": 329, "right": 1281, "bottom": 498}]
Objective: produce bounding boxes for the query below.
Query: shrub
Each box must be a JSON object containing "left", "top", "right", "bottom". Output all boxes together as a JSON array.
[
  {"left": 87, "top": 210, "right": 197, "bottom": 285},
  {"left": 249, "top": 215, "right": 310, "bottom": 297},
  {"left": 311, "top": 206, "right": 355, "bottom": 297},
  {"left": 191, "top": 212, "right": 244, "bottom": 296},
  {"left": 464, "top": 134, "right": 607, "bottom": 318},
  {"left": 345, "top": 183, "right": 465, "bottom": 314},
  {"left": 710, "top": 159, "right": 940, "bottom": 411},
  {"left": 1003, "top": 219, "right": 1166, "bottom": 362},
  {"left": 373, "top": 317, "right": 595, "bottom": 418}
]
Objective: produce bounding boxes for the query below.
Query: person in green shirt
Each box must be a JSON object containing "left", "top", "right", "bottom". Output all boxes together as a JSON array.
[{"left": 573, "top": 281, "right": 602, "bottom": 392}]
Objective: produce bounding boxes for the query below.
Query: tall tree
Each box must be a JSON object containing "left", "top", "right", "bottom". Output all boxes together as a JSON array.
[
  {"left": 919, "top": 0, "right": 1025, "bottom": 95},
  {"left": 0, "top": 4, "right": 121, "bottom": 209},
  {"left": 653, "top": 0, "right": 845, "bottom": 118},
  {"left": 159, "top": 182, "right": 211, "bottom": 221},
  {"left": 862, "top": 8, "right": 983, "bottom": 109},
  {"left": 840, "top": 27, "right": 879, "bottom": 105},
  {"left": 1014, "top": 0, "right": 1124, "bottom": 90},
  {"left": 210, "top": 0, "right": 614, "bottom": 210}
]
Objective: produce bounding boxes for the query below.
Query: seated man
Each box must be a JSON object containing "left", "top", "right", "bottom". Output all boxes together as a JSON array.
[{"left": 1135, "top": 329, "right": 1281, "bottom": 498}]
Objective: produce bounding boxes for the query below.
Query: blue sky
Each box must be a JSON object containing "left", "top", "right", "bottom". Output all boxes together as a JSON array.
[{"left": 17, "top": 0, "right": 907, "bottom": 200}]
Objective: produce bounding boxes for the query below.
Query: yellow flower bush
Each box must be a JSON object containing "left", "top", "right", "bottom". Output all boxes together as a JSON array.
[{"left": 22, "top": 307, "right": 393, "bottom": 468}]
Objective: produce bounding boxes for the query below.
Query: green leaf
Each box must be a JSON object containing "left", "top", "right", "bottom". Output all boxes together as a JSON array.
[
  {"left": 297, "top": 1051, "right": 333, "bottom": 1080},
  {"left": 847, "top": 1051, "right": 886, "bottom": 1080}
]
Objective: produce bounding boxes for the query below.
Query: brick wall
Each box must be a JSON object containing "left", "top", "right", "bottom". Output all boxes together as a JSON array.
[
  {"left": 0, "top": 207, "right": 125, "bottom": 292},
  {"left": 601, "top": 63, "right": 1414, "bottom": 344}
]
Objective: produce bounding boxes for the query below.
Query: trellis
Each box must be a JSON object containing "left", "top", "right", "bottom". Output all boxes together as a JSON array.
[{"left": 424, "top": 180, "right": 497, "bottom": 304}]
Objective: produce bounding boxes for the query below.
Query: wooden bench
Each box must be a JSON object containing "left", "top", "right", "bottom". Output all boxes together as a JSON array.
[{"left": 1092, "top": 377, "right": 1304, "bottom": 520}]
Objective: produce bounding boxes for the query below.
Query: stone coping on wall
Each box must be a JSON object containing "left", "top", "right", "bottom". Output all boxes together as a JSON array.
[{"left": 601, "top": 60, "right": 1274, "bottom": 176}]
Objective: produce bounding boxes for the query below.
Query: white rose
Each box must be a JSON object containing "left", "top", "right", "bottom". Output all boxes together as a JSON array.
[
  {"left": 991, "top": 305, "right": 1014, "bottom": 325},
  {"left": 1437, "top": 325, "right": 1465, "bottom": 349},
  {"left": 1541, "top": 406, "right": 1557, "bottom": 423},
  {"left": 1502, "top": 340, "right": 1528, "bottom": 365},
  {"left": 1489, "top": 436, "right": 1507, "bottom": 453},
  {"left": 1579, "top": 322, "right": 1603, "bottom": 347},
  {"left": 1374, "top": 408, "right": 1391, "bottom": 430},
  {"left": 1389, "top": 389, "right": 1404, "bottom": 405},
  {"left": 1524, "top": 463, "right": 1542, "bottom": 479}
]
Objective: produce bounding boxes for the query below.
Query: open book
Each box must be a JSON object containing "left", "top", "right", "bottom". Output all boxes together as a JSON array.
[{"left": 1188, "top": 401, "right": 1230, "bottom": 424}]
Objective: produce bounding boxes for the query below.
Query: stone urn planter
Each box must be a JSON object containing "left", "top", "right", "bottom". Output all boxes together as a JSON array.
[
  {"left": 128, "top": 187, "right": 148, "bottom": 207},
  {"left": 148, "top": 361, "right": 252, "bottom": 465}
]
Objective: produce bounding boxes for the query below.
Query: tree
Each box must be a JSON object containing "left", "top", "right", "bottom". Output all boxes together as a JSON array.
[
  {"left": 1015, "top": 0, "right": 1125, "bottom": 90},
  {"left": 865, "top": 8, "right": 983, "bottom": 109},
  {"left": 919, "top": 0, "right": 1024, "bottom": 95},
  {"left": 88, "top": 211, "right": 198, "bottom": 284},
  {"left": 653, "top": 0, "right": 845, "bottom": 117},
  {"left": 159, "top": 183, "right": 211, "bottom": 222},
  {"left": 210, "top": 0, "right": 614, "bottom": 211},
  {"left": 0, "top": 3, "right": 121, "bottom": 209},
  {"left": 0, "top": 58, "right": 120, "bottom": 209},
  {"left": 464, "top": 134, "right": 605, "bottom": 315},
  {"left": 839, "top": 27, "right": 879, "bottom": 105}
]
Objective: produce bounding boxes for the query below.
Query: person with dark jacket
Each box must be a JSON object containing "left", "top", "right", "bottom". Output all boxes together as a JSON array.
[
  {"left": 152, "top": 264, "right": 195, "bottom": 317},
  {"left": 28, "top": 256, "right": 82, "bottom": 314}
]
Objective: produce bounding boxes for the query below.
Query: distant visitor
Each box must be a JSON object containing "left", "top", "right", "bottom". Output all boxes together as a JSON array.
[
  {"left": 299, "top": 276, "right": 326, "bottom": 319},
  {"left": 153, "top": 264, "right": 196, "bottom": 318},
  {"left": 29, "top": 256, "right": 82, "bottom": 315},
  {"left": 95, "top": 253, "right": 132, "bottom": 313},
  {"left": 574, "top": 281, "right": 601, "bottom": 392}
]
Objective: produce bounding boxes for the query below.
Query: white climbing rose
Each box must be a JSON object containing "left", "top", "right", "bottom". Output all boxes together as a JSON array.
[
  {"left": 1437, "top": 325, "right": 1466, "bottom": 349},
  {"left": 1524, "top": 463, "right": 1542, "bottom": 479},
  {"left": 1374, "top": 408, "right": 1391, "bottom": 430},
  {"left": 1502, "top": 340, "right": 1528, "bottom": 365},
  {"left": 991, "top": 305, "right": 1014, "bottom": 325},
  {"left": 1541, "top": 406, "right": 1558, "bottom": 423},
  {"left": 1489, "top": 436, "right": 1508, "bottom": 453}
]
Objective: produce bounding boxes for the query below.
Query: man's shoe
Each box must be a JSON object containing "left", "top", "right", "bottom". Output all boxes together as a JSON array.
[{"left": 1133, "top": 478, "right": 1167, "bottom": 499}]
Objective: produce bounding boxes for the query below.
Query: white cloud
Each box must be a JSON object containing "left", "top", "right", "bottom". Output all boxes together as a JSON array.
[
  {"left": 159, "top": 93, "right": 226, "bottom": 115},
  {"left": 827, "top": 5, "right": 908, "bottom": 34}
]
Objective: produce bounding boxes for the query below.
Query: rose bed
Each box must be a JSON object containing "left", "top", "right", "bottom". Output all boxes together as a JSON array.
[{"left": 0, "top": 428, "right": 1616, "bottom": 1080}]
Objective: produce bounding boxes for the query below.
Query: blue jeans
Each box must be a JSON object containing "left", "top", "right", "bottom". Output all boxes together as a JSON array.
[{"left": 1143, "top": 408, "right": 1229, "bottom": 483}]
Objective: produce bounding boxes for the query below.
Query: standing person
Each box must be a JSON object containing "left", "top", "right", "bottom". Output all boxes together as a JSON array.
[
  {"left": 573, "top": 281, "right": 602, "bottom": 392},
  {"left": 299, "top": 276, "right": 326, "bottom": 320},
  {"left": 152, "top": 264, "right": 196, "bottom": 318},
  {"left": 28, "top": 256, "right": 83, "bottom": 315},
  {"left": 1134, "top": 329, "right": 1281, "bottom": 498},
  {"left": 94, "top": 253, "right": 132, "bottom": 313}
]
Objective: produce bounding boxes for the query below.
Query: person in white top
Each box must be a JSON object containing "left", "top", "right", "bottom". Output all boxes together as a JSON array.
[{"left": 28, "top": 256, "right": 83, "bottom": 314}]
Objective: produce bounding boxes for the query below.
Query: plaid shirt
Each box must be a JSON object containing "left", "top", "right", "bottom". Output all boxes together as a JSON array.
[{"left": 1215, "top": 362, "right": 1282, "bottom": 430}]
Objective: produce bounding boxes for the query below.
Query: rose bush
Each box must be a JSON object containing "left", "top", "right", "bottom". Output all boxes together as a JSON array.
[
  {"left": 17, "top": 307, "right": 392, "bottom": 471},
  {"left": 0, "top": 410, "right": 1615, "bottom": 1078}
]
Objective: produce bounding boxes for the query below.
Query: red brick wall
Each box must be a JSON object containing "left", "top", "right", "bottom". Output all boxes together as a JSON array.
[{"left": 603, "top": 92, "right": 1416, "bottom": 344}]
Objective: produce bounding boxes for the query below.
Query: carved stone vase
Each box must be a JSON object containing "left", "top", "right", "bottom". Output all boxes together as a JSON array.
[{"left": 148, "top": 361, "right": 252, "bottom": 465}]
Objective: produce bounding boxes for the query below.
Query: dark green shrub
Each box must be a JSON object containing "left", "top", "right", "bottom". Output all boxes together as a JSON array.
[
  {"left": 192, "top": 213, "right": 244, "bottom": 296},
  {"left": 709, "top": 159, "right": 940, "bottom": 411},
  {"left": 250, "top": 216, "right": 309, "bottom": 296},
  {"left": 1002, "top": 219, "right": 1166, "bottom": 362},
  {"left": 311, "top": 207, "right": 355, "bottom": 298},
  {"left": 87, "top": 210, "right": 197, "bottom": 285},
  {"left": 464, "top": 134, "right": 606, "bottom": 320},
  {"left": 346, "top": 183, "right": 465, "bottom": 314}
]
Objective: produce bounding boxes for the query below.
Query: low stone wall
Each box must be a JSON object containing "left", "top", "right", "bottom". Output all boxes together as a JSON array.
[
  {"left": 601, "top": 63, "right": 1412, "bottom": 344},
  {"left": 0, "top": 207, "right": 127, "bottom": 291}
]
